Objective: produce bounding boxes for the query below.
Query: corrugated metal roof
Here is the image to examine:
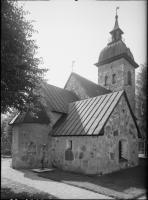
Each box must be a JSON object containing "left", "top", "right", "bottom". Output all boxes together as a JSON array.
[
  {"left": 52, "top": 91, "right": 123, "bottom": 136},
  {"left": 64, "top": 72, "right": 111, "bottom": 97},
  {"left": 42, "top": 83, "right": 80, "bottom": 114}
]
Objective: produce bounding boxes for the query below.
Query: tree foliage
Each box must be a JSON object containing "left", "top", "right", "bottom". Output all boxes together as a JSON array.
[
  {"left": 1, "top": 0, "right": 48, "bottom": 114},
  {"left": 1, "top": 109, "right": 18, "bottom": 142},
  {"left": 136, "top": 63, "right": 147, "bottom": 138}
]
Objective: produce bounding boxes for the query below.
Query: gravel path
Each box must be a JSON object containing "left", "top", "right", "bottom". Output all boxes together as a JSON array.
[{"left": 2, "top": 159, "right": 113, "bottom": 199}]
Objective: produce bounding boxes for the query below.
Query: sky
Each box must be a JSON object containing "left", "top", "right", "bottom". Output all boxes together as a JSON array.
[{"left": 19, "top": 1, "right": 146, "bottom": 88}]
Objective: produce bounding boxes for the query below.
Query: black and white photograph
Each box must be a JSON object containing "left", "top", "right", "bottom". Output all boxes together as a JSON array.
[{"left": 1, "top": 0, "right": 147, "bottom": 199}]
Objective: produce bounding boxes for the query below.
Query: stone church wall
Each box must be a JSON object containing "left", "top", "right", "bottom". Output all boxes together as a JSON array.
[
  {"left": 12, "top": 123, "right": 52, "bottom": 169},
  {"left": 104, "top": 95, "right": 139, "bottom": 173},
  {"left": 52, "top": 95, "right": 138, "bottom": 175},
  {"left": 65, "top": 75, "right": 89, "bottom": 100},
  {"left": 97, "top": 58, "right": 135, "bottom": 113},
  {"left": 11, "top": 110, "right": 64, "bottom": 169}
]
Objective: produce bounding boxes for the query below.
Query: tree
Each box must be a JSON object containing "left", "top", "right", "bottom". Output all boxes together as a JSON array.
[
  {"left": 1, "top": 109, "right": 19, "bottom": 142},
  {"left": 136, "top": 63, "right": 147, "bottom": 138},
  {"left": 1, "top": 0, "right": 48, "bottom": 114},
  {"left": 1, "top": 114, "right": 7, "bottom": 139},
  {"left": 136, "top": 63, "right": 147, "bottom": 156}
]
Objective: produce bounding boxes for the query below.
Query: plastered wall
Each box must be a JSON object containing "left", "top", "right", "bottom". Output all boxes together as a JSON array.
[
  {"left": 52, "top": 95, "right": 138, "bottom": 175},
  {"left": 52, "top": 113, "right": 62, "bottom": 125},
  {"left": 12, "top": 123, "right": 52, "bottom": 169}
]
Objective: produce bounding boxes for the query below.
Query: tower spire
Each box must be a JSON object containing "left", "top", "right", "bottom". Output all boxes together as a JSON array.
[
  {"left": 108, "top": 7, "right": 124, "bottom": 44},
  {"left": 114, "top": 7, "right": 120, "bottom": 29}
]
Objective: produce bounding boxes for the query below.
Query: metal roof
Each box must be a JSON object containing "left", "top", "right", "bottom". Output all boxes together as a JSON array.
[
  {"left": 42, "top": 83, "right": 80, "bottom": 114},
  {"left": 52, "top": 91, "right": 124, "bottom": 136},
  {"left": 110, "top": 14, "right": 124, "bottom": 34},
  {"left": 9, "top": 83, "right": 80, "bottom": 125},
  {"left": 9, "top": 109, "right": 50, "bottom": 125},
  {"left": 98, "top": 40, "right": 134, "bottom": 62},
  {"left": 64, "top": 72, "right": 111, "bottom": 97}
]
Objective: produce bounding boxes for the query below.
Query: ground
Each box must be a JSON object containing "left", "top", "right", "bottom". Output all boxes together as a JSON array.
[
  {"left": 38, "top": 158, "right": 147, "bottom": 199},
  {"left": 1, "top": 158, "right": 147, "bottom": 199},
  {"left": 1, "top": 177, "right": 57, "bottom": 199},
  {"left": 1, "top": 158, "right": 112, "bottom": 199}
]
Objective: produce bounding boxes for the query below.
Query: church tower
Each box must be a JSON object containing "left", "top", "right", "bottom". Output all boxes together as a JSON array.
[{"left": 94, "top": 8, "right": 139, "bottom": 113}]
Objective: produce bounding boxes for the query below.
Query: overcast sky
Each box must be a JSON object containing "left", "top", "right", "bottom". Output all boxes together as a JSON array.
[{"left": 19, "top": 1, "right": 146, "bottom": 88}]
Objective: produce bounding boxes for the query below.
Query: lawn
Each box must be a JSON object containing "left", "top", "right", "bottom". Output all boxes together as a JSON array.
[
  {"left": 1, "top": 177, "right": 58, "bottom": 199},
  {"left": 38, "top": 158, "right": 147, "bottom": 199}
]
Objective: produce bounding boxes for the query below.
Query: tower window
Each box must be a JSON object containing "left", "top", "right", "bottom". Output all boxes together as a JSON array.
[
  {"left": 127, "top": 71, "right": 132, "bottom": 86},
  {"left": 112, "top": 74, "right": 116, "bottom": 84},
  {"left": 105, "top": 75, "right": 108, "bottom": 86}
]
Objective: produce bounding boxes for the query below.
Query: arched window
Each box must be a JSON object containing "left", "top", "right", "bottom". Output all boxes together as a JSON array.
[
  {"left": 112, "top": 74, "right": 116, "bottom": 84},
  {"left": 105, "top": 75, "right": 108, "bottom": 86},
  {"left": 127, "top": 71, "right": 132, "bottom": 86}
]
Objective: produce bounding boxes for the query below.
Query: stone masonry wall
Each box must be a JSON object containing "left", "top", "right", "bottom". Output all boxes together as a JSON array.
[
  {"left": 65, "top": 75, "right": 89, "bottom": 100},
  {"left": 97, "top": 58, "right": 135, "bottom": 113},
  {"left": 12, "top": 123, "right": 52, "bottom": 169},
  {"left": 52, "top": 94, "right": 138, "bottom": 175},
  {"left": 104, "top": 95, "right": 139, "bottom": 172}
]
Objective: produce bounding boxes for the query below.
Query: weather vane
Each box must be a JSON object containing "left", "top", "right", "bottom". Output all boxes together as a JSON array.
[
  {"left": 116, "top": 6, "right": 120, "bottom": 16},
  {"left": 71, "top": 61, "right": 75, "bottom": 72}
]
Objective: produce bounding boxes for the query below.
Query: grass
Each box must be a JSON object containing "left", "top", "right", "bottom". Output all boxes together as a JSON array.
[
  {"left": 38, "top": 158, "right": 147, "bottom": 199},
  {"left": 1, "top": 177, "right": 58, "bottom": 199}
]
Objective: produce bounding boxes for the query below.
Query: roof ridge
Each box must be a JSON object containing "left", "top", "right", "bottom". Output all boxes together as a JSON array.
[
  {"left": 43, "top": 82, "right": 78, "bottom": 95},
  {"left": 72, "top": 72, "right": 99, "bottom": 86},
  {"left": 43, "top": 82, "right": 65, "bottom": 90}
]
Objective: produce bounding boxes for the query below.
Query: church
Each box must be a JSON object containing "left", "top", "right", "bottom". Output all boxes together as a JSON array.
[{"left": 9, "top": 11, "right": 142, "bottom": 175}]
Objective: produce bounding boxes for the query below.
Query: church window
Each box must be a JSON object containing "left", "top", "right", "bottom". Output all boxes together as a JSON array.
[
  {"left": 112, "top": 74, "right": 116, "bottom": 84},
  {"left": 66, "top": 140, "right": 72, "bottom": 150},
  {"left": 127, "top": 71, "right": 132, "bottom": 86},
  {"left": 119, "top": 139, "right": 128, "bottom": 162},
  {"left": 105, "top": 75, "right": 108, "bottom": 86},
  {"left": 119, "top": 140, "right": 122, "bottom": 159}
]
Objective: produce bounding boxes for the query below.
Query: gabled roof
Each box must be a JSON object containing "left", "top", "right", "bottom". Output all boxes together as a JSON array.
[
  {"left": 9, "top": 109, "right": 50, "bottom": 125},
  {"left": 42, "top": 83, "right": 80, "bottom": 114},
  {"left": 52, "top": 90, "right": 141, "bottom": 138},
  {"left": 9, "top": 83, "right": 80, "bottom": 125},
  {"left": 64, "top": 72, "right": 111, "bottom": 97}
]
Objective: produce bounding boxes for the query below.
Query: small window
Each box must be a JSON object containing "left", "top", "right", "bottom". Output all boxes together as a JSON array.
[
  {"left": 66, "top": 140, "right": 72, "bottom": 150},
  {"left": 119, "top": 140, "right": 122, "bottom": 159},
  {"left": 105, "top": 75, "right": 108, "bottom": 86},
  {"left": 127, "top": 71, "right": 132, "bottom": 86},
  {"left": 119, "top": 139, "right": 128, "bottom": 162},
  {"left": 112, "top": 74, "right": 116, "bottom": 84}
]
